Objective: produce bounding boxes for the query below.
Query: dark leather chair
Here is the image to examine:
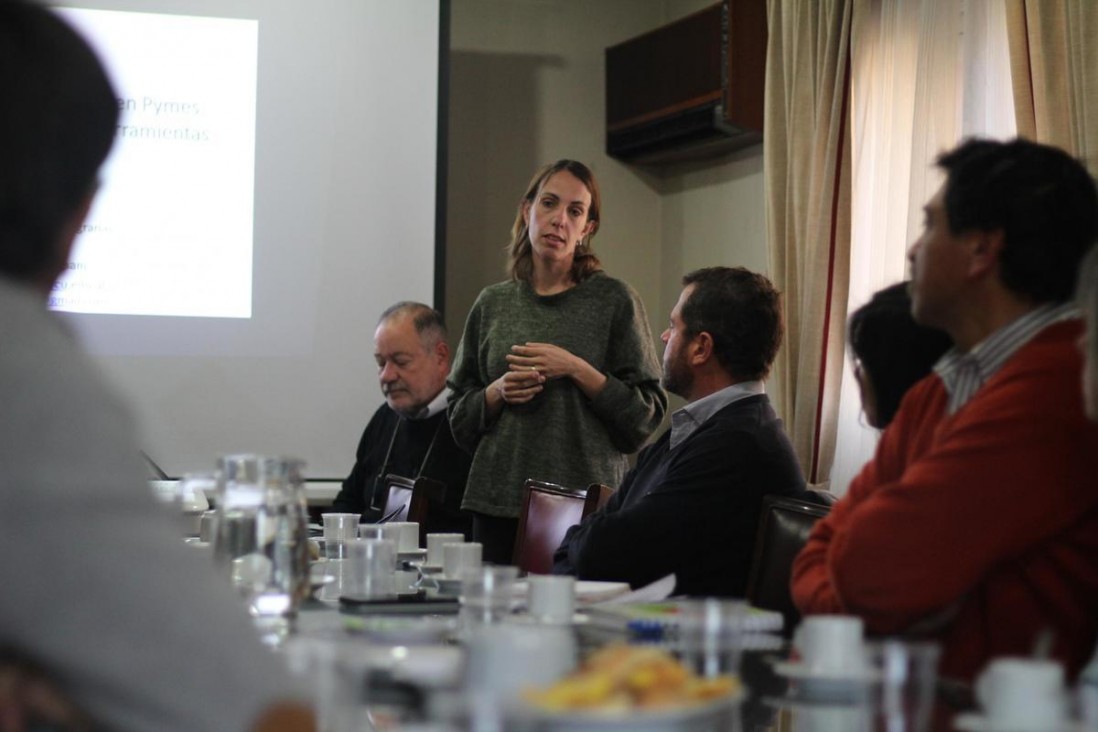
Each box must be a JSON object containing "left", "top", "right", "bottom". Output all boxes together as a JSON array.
[
  {"left": 512, "top": 479, "right": 600, "bottom": 575},
  {"left": 382, "top": 473, "right": 446, "bottom": 545},
  {"left": 745, "top": 494, "right": 832, "bottom": 637}
]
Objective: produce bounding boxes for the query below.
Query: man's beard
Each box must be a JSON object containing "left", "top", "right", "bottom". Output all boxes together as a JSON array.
[
  {"left": 385, "top": 385, "right": 427, "bottom": 419},
  {"left": 661, "top": 349, "right": 692, "bottom": 399}
]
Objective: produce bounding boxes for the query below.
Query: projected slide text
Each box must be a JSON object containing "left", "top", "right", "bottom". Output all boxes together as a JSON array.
[{"left": 52, "top": 8, "right": 258, "bottom": 318}]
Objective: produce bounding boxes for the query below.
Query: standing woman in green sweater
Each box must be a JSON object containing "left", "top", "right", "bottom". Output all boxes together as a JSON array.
[{"left": 448, "top": 160, "right": 668, "bottom": 564}]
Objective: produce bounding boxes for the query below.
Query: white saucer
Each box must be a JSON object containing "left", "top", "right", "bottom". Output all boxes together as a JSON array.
[
  {"left": 343, "top": 614, "right": 458, "bottom": 644},
  {"left": 772, "top": 660, "right": 876, "bottom": 682},
  {"left": 771, "top": 661, "right": 876, "bottom": 702},
  {"left": 953, "top": 712, "right": 1080, "bottom": 732},
  {"left": 522, "top": 686, "right": 745, "bottom": 730},
  {"left": 506, "top": 612, "right": 590, "bottom": 627},
  {"left": 415, "top": 563, "right": 444, "bottom": 575},
  {"left": 398, "top": 548, "right": 427, "bottom": 560}
]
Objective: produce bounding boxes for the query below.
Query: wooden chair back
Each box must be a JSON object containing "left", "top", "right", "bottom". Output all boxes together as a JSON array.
[
  {"left": 382, "top": 474, "right": 447, "bottom": 545},
  {"left": 511, "top": 479, "right": 600, "bottom": 575},
  {"left": 584, "top": 482, "right": 615, "bottom": 514}
]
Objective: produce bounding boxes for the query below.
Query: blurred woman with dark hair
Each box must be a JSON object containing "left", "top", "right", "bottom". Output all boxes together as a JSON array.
[{"left": 848, "top": 282, "right": 952, "bottom": 428}]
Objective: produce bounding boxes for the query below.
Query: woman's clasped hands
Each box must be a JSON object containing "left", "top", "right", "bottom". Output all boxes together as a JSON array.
[{"left": 492, "top": 342, "right": 581, "bottom": 406}]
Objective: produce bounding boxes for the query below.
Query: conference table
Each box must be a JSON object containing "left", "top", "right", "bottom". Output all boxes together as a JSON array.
[{"left": 270, "top": 572, "right": 970, "bottom": 732}]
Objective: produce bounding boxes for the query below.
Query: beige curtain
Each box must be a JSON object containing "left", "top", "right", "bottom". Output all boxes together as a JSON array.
[
  {"left": 764, "top": 0, "right": 853, "bottom": 485},
  {"left": 1006, "top": 1, "right": 1098, "bottom": 171},
  {"left": 831, "top": 0, "right": 1017, "bottom": 495}
]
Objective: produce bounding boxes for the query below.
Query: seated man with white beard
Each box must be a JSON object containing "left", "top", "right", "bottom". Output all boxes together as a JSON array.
[{"left": 332, "top": 302, "right": 472, "bottom": 536}]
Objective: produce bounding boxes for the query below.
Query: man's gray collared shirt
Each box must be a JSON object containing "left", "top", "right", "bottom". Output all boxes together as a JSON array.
[{"left": 669, "top": 380, "right": 765, "bottom": 450}]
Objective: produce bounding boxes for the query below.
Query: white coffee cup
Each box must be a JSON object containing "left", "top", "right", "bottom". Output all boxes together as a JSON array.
[
  {"left": 464, "top": 623, "right": 576, "bottom": 702},
  {"left": 384, "top": 521, "right": 420, "bottom": 552},
  {"left": 976, "top": 657, "right": 1068, "bottom": 729},
  {"left": 426, "top": 532, "right": 466, "bottom": 567},
  {"left": 794, "top": 614, "right": 866, "bottom": 676},
  {"left": 526, "top": 574, "right": 575, "bottom": 624},
  {"left": 443, "top": 542, "right": 482, "bottom": 580}
]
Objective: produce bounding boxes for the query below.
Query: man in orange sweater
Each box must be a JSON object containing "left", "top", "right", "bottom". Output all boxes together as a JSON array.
[{"left": 792, "top": 138, "right": 1098, "bottom": 683}]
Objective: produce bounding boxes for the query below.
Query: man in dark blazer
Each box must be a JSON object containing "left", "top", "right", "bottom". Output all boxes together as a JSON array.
[{"left": 554, "top": 266, "right": 806, "bottom": 596}]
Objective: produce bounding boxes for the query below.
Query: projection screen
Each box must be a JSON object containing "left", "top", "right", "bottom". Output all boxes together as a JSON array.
[{"left": 50, "top": 0, "right": 445, "bottom": 479}]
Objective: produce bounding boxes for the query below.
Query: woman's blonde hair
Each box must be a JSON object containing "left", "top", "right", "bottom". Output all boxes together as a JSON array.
[{"left": 507, "top": 159, "right": 602, "bottom": 283}]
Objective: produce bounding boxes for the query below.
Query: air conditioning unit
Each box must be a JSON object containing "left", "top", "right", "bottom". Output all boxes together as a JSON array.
[{"left": 605, "top": 0, "right": 766, "bottom": 165}]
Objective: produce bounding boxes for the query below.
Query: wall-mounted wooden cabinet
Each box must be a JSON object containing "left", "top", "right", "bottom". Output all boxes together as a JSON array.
[{"left": 605, "top": 0, "right": 766, "bottom": 166}]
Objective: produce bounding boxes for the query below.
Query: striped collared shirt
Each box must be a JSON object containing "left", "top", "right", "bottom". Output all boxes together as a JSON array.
[
  {"left": 669, "top": 380, "right": 764, "bottom": 450},
  {"left": 934, "top": 303, "right": 1078, "bottom": 415}
]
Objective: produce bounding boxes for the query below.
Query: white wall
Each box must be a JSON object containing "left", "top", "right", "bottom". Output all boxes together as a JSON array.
[{"left": 446, "top": 0, "right": 770, "bottom": 420}]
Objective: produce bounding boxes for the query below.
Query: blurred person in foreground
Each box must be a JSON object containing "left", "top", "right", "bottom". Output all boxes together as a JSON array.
[
  {"left": 848, "top": 282, "right": 951, "bottom": 428},
  {"left": 0, "top": 3, "right": 314, "bottom": 730},
  {"left": 792, "top": 138, "right": 1098, "bottom": 683},
  {"left": 331, "top": 302, "right": 472, "bottom": 537},
  {"left": 552, "top": 267, "right": 807, "bottom": 596}
]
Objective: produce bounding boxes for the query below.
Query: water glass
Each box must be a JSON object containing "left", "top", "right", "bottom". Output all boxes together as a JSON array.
[
  {"left": 357, "top": 524, "right": 403, "bottom": 570},
  {"left": 868, "top": 640, "right": 940, "bottom": 732},
  {"left": 460, "top": 565, "right": 518, "bottom": 628},
  {"left": 677, "top": 598, "right": 748, "bottom": 677},
  {"left": 282, "top": 636, "right": 372, "bottom": 732},
  {"left": 322, "top": 513, "right": 359, "bottom": 559},
  {"left": 214, "top": 454, "right": 309, "bottom": 643},
  {"left": 343, "top": 538, "right": 397, "bottom": 600}
]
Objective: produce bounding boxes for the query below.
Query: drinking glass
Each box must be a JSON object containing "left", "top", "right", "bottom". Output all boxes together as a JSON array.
[
  {"left": 357, "top": 524, "right": 403, "bottom": 572},
  {"left": 677, "top": 598, "right": 748, "bottom": 677},
  {"left": 868, "top": 640, "right": 941, "bottom": 732},
  {"left": 342, "top": 538, "right": 397, "bottom": 600},
  {"left": 214, "top": 454, "right": 309, "bottom": 644},
  {"left": 460, "top": 565, "right": 518, "bottom": 628},
  {"left": 322, "top": 513, "right": 359, "bottom": 560}
]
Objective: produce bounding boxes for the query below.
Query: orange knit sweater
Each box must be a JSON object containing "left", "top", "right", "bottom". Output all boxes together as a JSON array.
[{"left": 792, "top": 320, "right": 1098, "bottom": 682}]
